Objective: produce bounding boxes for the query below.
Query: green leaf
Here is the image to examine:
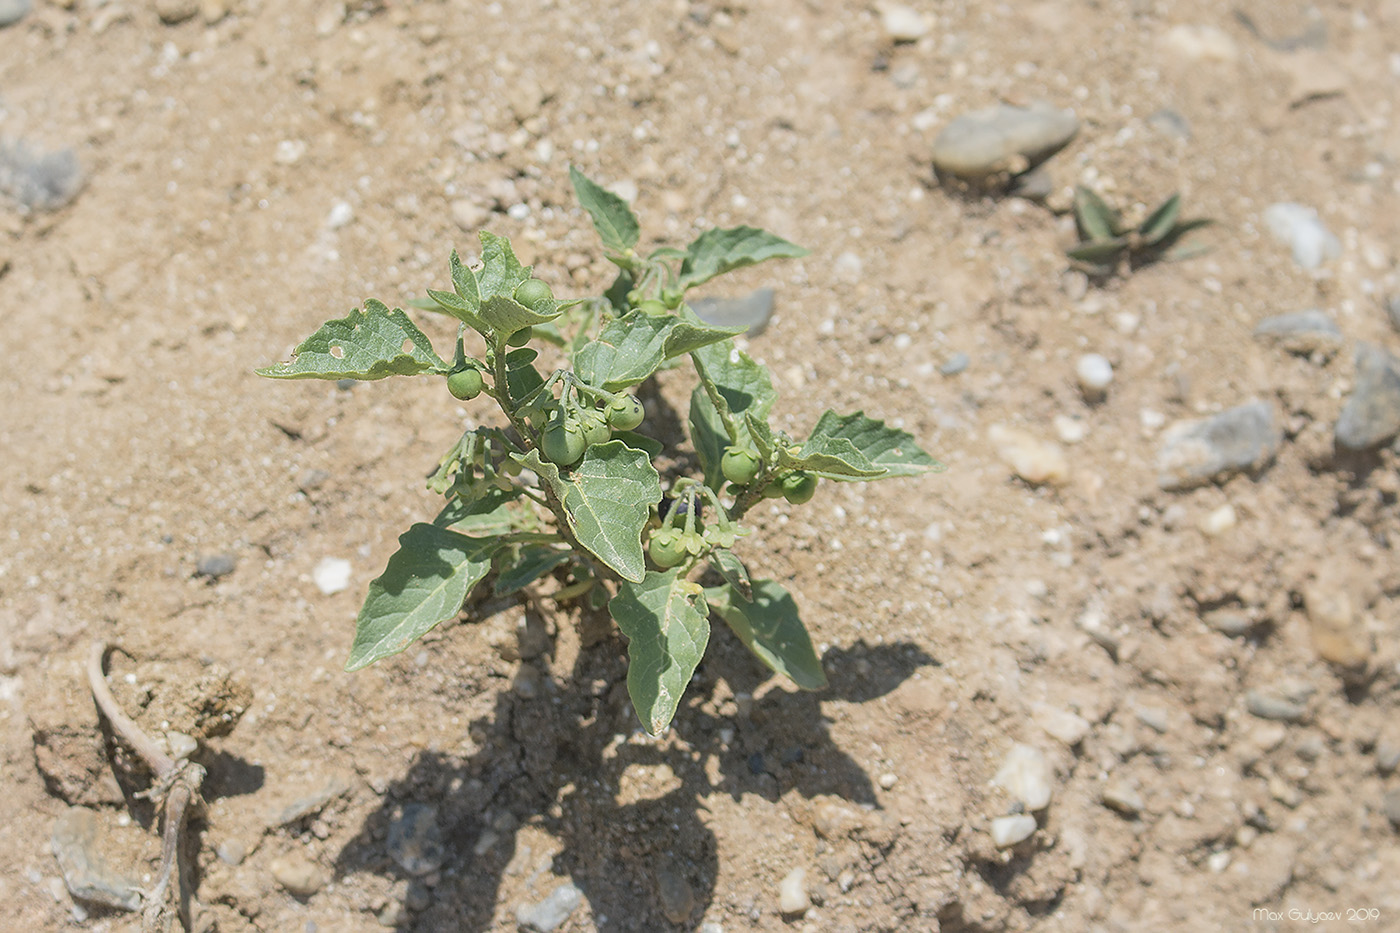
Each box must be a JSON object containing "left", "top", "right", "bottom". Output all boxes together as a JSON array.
[
  {"left": 1136, "top": 193, "right": 1181, "bottom": 246},
  {"left": 710, "top": 548, "right": 753, "bottom": 602},
  {"left": 706, "top": 579, "right": 826, "bottom": 689},
  {"left": 747, "top": 413, "right": 884, "bottom": 479},
  {"left": 504, "top": 346, "right": 545, "bottom": 402},
  {"left": 346, "top": 523, "right": 497, "bottom": 671},
  {"left": 433, "top": 487, "right": 522, "bottom": 536},
  {"left": 614, "top": 430, "right": 664, "bottom": 458},
  {"left": 574, "top": 310, "right": 744, "bottom": 391},
  {"left": 1073, "top": 186, "right": 1123, "bottom": 242},
  {"left": 258, "top": 300, "right": 448, "bottom": 380},
  {"left": 450, "top": 249, "right": 481, "bottom": 308},
  {"left": 478, "top": 295, "right": 563, "bottom": 343},
  {"left": 609, "top": 570, "right": 710, "bottom": 734},
  {"left": 570, "top": 165, "right": 641, "bottom": 255},
  {"left": 475, "top": 232, "right": 533, "bottom": 300},
  {"left": 807, "top": 410, "right": 943, "bottom": 479},
  {"left": 688, "top": 341, "right": 778, "bottom": 486},
  {"left": 523, "top": 442, "right": 660, "bottom": 583},
  {"left": 495, "top": 545, "right": 573, "bottom": 596},
  {"left": 677, "top": 226, "right": 808, "bottom": 292}
]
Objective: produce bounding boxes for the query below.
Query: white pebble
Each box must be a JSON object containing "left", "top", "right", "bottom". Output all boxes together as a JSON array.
[
  {"left": 990, "top": 814, "right": 1038, "bottom": 848},
  {"left": 1053, "top": 414, "right": 1087, "bottom": 444},
  {"left": 880, "top": 3, "right": 931, "bottom": 41},
  {"left": 1030, "top": 703, "right": 1091, "bottom": 746},
  {"left": 326, "top": 200, "right": 354, "bottom": 230},
  {"left": 313, "top": 557, "right": 352, "bottom": 595},
  {"left": 988, "top": 425, "right": 1070, "bottom": 486},
  {"left": 1075, "top": 353, "right": 1113, "bottom": 396},
  {"left": 993, "top": 744, "right": 1053, "bottom": 811},
  {"left": 878, "top": 772, "right": 899, "bottom": 789},
  {"left": 1263, "top": 202, "right": 1341, "bottom": 269},
  {"left": 1199, "top": 504, "right": 1237, "bottom": 536},
  {"left": 778, "top": 868, "right": 810, "bottom": 916}
]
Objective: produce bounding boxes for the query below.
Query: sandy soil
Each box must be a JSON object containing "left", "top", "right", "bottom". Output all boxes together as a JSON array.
[{"left": 3, "top": 1, "right": 1399, "bottom": 930}]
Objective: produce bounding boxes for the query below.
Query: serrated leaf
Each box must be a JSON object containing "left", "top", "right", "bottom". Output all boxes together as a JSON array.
[
  {"left": 432, "top": 487, "right": 522, "bottom": 536},
  {"left": 1137, "top": 193, "right": 1181, "bottom": 246},
  {"left": 807, "top": 410, "right": 942, "bottom": 479},
  {"left": 677, "top": 226, "right": 808, "bottom": 292},
  {"left": 574, "top": 310, "right": 743, "bottom": 391},
  {"left": 706, "top": 579, "right": 826, "bottom": 689},
  {"left": 570, "top": 165, "right": 641, "bottom": 255},
  {"left": 258, "top": 300, "right": 447, "bottom": 380},
  {"left": 709, "top": 549, "right": 753, "bottom": 602},
  {"left": 689, "top": 342, "right": 778, "bottom": 486},
  {"left": 1074, "top": 186, "right": 1123, "bottom": 242},
  {"left": 346, "top": 523, "right": 497, "bottom": 671},
  {"left": 476, "top": 231, "right": 533, "bottom": 300},
  {"left": 523, "top": 442, "right": 660, "bottom": 583},
  {"left": 610, "top": 569, "right": 710, "bottom": 734},
  {"left": 495, "top": 545, "right": 573, "bottom": 596}
]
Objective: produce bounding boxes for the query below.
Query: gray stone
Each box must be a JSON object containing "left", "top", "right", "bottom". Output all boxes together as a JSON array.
[
  {"left": 0, "top": 0, "right": 30, "bottom": 28},
  {"left": 1156, "top": 400, "right": 1281, "bottom": 490},
  {"left": 1101, "top": 780, "right": 1144, "bottom": 816},
  {"left": 1376, "top": 739, "right": 1400, "bottom": 775},
  {"left": 1384, "top": 788, "right": 1400, "bottom": 828},
  {"left": 196, "top": 552, "right": 237, "bottom": 579},
  {"left": 1336, "top": 343, "right": 1400, "bottom": 450},
  {"left": 1263, "top": 202, "right": 1341, "bottom": 269},
  {"left": 155, "top": 0, "right": 199, "bottom": 24},
  {"left": 939, "top": 352, "right": 970, "bottom": 376},
  {"left": 656, "top": 869, "right": 695, "bottom": 924},
  {"left": 1246, "top": 690, "right": 1308, "bottom": 723},
  {"left": 1252, "top": 309, "right": 1342, "bottom": 355},
  {"left": 0, "top": 139, "right": 83, "bottom": 210},
  {"left": 931, "top": 103, "right": 1078, "bottom": 180},
  {"left": 51, "top": 807, "right": 141, "bottom": 911},
  {"left": 387, "top": 803, "right": 445, "bottom": 876},
  {"left": 516, "top": 881, "right": 583, "bottom": 932},
  {"left": 689, "top": 288, "right": 775, "bottom": 337},
  {"left": 1147, "top": 108, "right": 1191, "bottom": 140},
  {"left": 269, "top": 775, "right": 352, "bottom": 827}
]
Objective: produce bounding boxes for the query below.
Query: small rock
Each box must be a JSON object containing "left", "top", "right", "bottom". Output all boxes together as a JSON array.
[
  {"left": 1252, "top": 310, "right": 1343, "bottom": 356},
  {"left": 690, "top": 288, "right": 775, "bottom": 337},
  {"left": 155, "top": 0, "right": 199, "bottom": 24},
  {"left": 1156, "top": 400, "right": 1281, "bottom": 490},
  {"left": 1263, "top": 202, "right": 1341, "bottom": 270},
  {"left": 1075, "top": 353, "right": 1113, "bottom": 399},
  {"left": 778, "top": 867, "right": 811, "bottom": 916},
  {"left": 1030, "top": 703, "right": 1091, "bottom": 746},
  {"left": 51, "top": 808, "right": 142, "bottom": 911},
  {"left": 313, "top": 557, "right": 352, "bottom": 595},
  {"left": 810, "top": 797, "right": 864, "bottom": 840},
  {"left": 387, "top": 803, "right": 445, "bottom": 876},
  {"left": 1199, "top": 504, "right": 1237, "bottom": 537},
  {"left": 833, "top": 251, "right": 863, "bottom": 283},
  {"left": 269, "top": 775, "right": 352, "bottom": 826},
  {"left": 1246, "top": 690, "right": 1308, "bottom": 723},
  {"left": 515, "top": 882, "right": 583, "bottom": 933},
  {"left": 405, "top": 880, "right": 432, "bottom": 912},
  {"left": 1384, "top": 789, "right": 1400, "bottom": 829},
  {"left": 270, "top": 852, "right": 327, "bottom": 898},
  {"left": 1160, "top": 24, "right": 1240, "bottom": 62},
  {"left": 938, "top": 352, "right": 970, "bottom": 376},
  {"left": 0, "top": 0, "right": 30, "bottom": 28},
  {"left": 1101, "top": 779, "right": 1144, "bottom": 817},
  {"left": 196, "top": 552, "right": 236, "bottom": 579},
  {"left": 993, "top": 744, "right": 1053, "bottom": 811},
  {"left": 451, "top": 198, "right": 491, "bottom": 232},
  {"left": 930, "top": 103, "right": 1078, "bottom": 180},
  {"left": 165, "top": 731, "right": 198, "bottom": 760},
  {"left": 1053, "top": 414, "right": 1087, "bottom": 444},
  {"left": 1147, "top": 108, "right": 1192, "bottom": 140},
  {"left": 990, "top": 814, "right": 1037, "bottom": 848},
  {"left": 880, "top": 3, "right": 931, "bottom": 42},
  {"left": 1384, "top": 294, "right": 1400, "bottom": 333},
  {"left": 216, "top": 839, "right": 247, "bottom": 866},
  {"left": 326, "top": 200, "right": 354, "bottom": 230},
  {"left": 1336, "top": 343, "right": 1400, "bottom": 450},
  {"left": 988, "top": 424, "right": 1070, "bottom": 486},
  {"left": 656, "top": 869, "right": 695, "bottom": 924},
  {"left": 1376, "top": 740, "right": 1400, "bottom": 775},
  {"left": 1204, "top": 608, "right": 1254, "bottom": 637},
  {"left": 878, "top": 772, "right": 899, "bottom": 789},
  {"left": 1135, "top": 707, "right": 1170, "bottom": 733},
  {"left": 1303, "top": 580, "right": 1371, "bottom": 668}
]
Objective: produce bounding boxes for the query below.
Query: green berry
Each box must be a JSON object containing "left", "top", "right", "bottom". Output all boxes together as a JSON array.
[
  {"left": 636, "top": 299, "right": 669, "bottom": 316},
  {"left": 721, "top": 447, "right": 762, "bottom": 486},
  {"left": 446, "top": 369, "right": 484, "bottom": 401},
  {"left": 541, "top": 417, "right": 587, "bottom": 467},
  {"left": 513, "top": 279, "right": 553, "bottom": 310},
  {"left": 781, "top": 471, "right": 818, "bottom": 504},
  {"left": 661, "top": 287, "right": 684, "bottom": 309},
  {"left": 647, "top": 528, "right": 687, "bottom": 569},
  {"left": 579, "top": 410, "right": 612, "bottom": 447},
  {"left": 604, "top": 396, "right": 645, "bottom": 431}
]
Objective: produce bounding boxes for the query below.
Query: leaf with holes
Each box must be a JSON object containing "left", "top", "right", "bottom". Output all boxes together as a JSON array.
[
  {"left": 258, "top": 300, "right": 447, "bottom": 380},
  {"left": 610, "top": 569, "right": 710, "bottom": 734}
]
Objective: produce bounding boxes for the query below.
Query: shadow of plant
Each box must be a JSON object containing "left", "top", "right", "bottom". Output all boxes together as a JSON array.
[{"left": 333, "top": 626, "right": 934, "bottom": 931}]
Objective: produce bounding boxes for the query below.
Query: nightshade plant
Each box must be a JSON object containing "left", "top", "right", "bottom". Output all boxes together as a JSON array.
[
  {"left": 260, "top": 168, "right": 941, "bottom": 734},
  {"left": 1066, "top": 184, "right": 1212, "bottom": 277}
]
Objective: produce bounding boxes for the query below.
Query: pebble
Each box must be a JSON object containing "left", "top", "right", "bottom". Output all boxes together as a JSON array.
[
  {"left": 689, "top": 288, "right": 775, "bottom": 337},
  {"left": 450, "top": 198, "right": 491, "bottom": 232},
  {"left": 1252, "top": 309, "right": 1343, "bottom": 356},
  {"left": 1199, "top": 504, "right": 1237, "bottom": 537},
  {"left": 1053, "top": 414, "right": 1087, "bottom": 444},
  {"left": 270, "top": 775, "right": 352, "bottom": 826},
  {"left": 778, "top": 867, "right": 811, "bottom": 916},
  {"left": 990, "top": 814, "right": 1037, "bottom": 848},
  {"left": 215, "top": 839, "right": 247, "bottom": 866},
  {"left": 313, "top": 557, "right": 352, "bottom": 595},
  {"left": 1155, "top": 400, "right": 1281, "bottom": 490},
  {"left": 1384, "top": 789, "right": 1400, "bottom": 828},
  {"left": 833, "top": 251, "right": 863, "bottom": 283},
  {"left": 993, "top": 744, "right": 1053, "bottom": 811},
  {"left": 1030, "top": 702, "right": 1091, "bottom": 746},
  {"left": 1101, "top": 779, "right": 1144, "bottom": 817},
  {"left": 1377, "top": 740, "right": 1400, "bottom": 775},
  {"left": 1147, "top": 108, "right": 1192, "bottom": 140},
  {"left": 930, "top": 103, "right": 1078, "bottom": 179},
  {"left": 1335, "top": 343, "right": 1400, "bottom": 450},
  {"left": 326, "top": 200, "right": 354, "bottom": 230},
  {"left": 938, "top": 352, "right": 970, "bottom": 376},
  {"left": 880, "top": 3, "right": 931, "bottom": 42},
  {"left": 1263, "top": 202, "right": 1341, "bottom": 269},
  {"left": 1075, "top": 353, "right": 1113, "bottom": 399},
  {"left": 516, "top": 882, "right": 583, "bottom": 932},
  {"left": 1160, "top": 24, "right": 1240, "bottom": 62},
  {"left": 1204, "top": 608, "right": 1254, "bottom": 637},
  {"left": 656, "top": 869, "right": 695, "bottom": 924},
  {"left": 387, "top": 803, "right": 445, "bottom": 876},
  {"left": 1135, "top": 706, "right": 1170, "bottom": 733},
  {"left": 270, "top": 852, "right": 327, "bottom": 898},
  {"left": 196, "top": 552, "right": 237, "bottom": 579},
  {"left": 155, "top": 0, "right": 199, "bottom": 24},
  {"left": 988, "top": 424, "right": 1070, "bottom": 486},
  {"left": 1246, "top": 690, "right": 1308, "bottom": 723},
  {"left": 1385, "top": 294, "right": 1400, "bottom": 333},
  {"left": 1303, "top": 581, "right": 1371, "bottom": 668},
  {"left": 0, "top": 0, "right": 30, "bottom": 28},
  {"left": 51, "top": 807, "right": 141, "bottom": 911}
]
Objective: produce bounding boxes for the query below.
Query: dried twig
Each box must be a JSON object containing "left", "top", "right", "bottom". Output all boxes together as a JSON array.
[{"left": 88, "top": 642, "right": 206, "bottom": 933}]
